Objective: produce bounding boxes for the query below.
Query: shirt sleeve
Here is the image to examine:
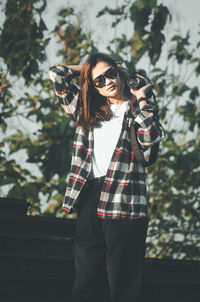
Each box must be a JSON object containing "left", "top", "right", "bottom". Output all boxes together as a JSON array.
[
  {"left": 133, "top": 101, "right": 165, "bottom": 149},
  {"left": 48, "top": 65, "right": 80, "bottom": 121}
]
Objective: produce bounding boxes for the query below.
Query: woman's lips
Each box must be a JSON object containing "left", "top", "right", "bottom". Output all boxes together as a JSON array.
[{"left": 107, "top": 84, "right": 116, "bottom": 91}]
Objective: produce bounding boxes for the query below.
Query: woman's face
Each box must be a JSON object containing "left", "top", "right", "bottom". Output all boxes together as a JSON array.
[{"left": 91, "top": 61, "right": 123, "bottom": 101}]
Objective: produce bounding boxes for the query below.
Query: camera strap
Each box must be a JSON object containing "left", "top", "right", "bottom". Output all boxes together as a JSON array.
[
  {"left": 130, "top": 93, "right": 159, "bottom": 167},
  {"left": 130, "top": 126, "right": 159, "bottom": 167}
]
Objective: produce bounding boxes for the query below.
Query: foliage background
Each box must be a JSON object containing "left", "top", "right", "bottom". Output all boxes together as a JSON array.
[{"left": 0, "top": 0, "right": 200, "bottom": 260}]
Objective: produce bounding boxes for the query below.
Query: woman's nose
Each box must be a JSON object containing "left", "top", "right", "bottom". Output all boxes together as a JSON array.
[{"left": 105, "top": 77, "right": 112, "bottom": 86}]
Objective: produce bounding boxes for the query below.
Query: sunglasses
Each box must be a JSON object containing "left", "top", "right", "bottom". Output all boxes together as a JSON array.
[{"left": 93, "top": 67, "right": 118, "bottom": 88}]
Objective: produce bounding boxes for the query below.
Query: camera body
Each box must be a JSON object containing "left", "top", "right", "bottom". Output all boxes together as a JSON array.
[{"left": 127, "top": 70, "right": 153, "bottom": 98}]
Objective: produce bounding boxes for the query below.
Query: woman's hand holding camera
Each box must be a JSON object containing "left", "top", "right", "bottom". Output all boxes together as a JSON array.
[
  {"left": 130, "top": 82, "right": 153, "bottom": 109},
  {"left": 127, "top": 71, "right": 153, "bottom": 109}
]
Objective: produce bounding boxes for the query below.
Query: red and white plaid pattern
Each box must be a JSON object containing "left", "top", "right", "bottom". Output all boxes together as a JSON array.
[{"left": 49, "top": 65, "right": 164, "bottom": 220}]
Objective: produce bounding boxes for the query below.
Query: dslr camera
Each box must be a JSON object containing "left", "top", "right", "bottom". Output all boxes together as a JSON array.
[{"left": 127, "top": 69, "right": 153, "bottom": 98}]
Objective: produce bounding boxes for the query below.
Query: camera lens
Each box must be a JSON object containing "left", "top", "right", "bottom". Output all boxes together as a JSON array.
[
  {"left": 128, "top": 75, "right": 146, "bottom": 90},
  {"left": 127, "top": 71, "right": 153, "bottom": 98},
  {"left": 128, "top": 76, "right": 141, "bottom": 89}
]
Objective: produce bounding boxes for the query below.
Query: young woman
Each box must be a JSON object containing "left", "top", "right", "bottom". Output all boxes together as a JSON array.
[{"left": 49, "top": 53, "right": 164, "bottom": 302}]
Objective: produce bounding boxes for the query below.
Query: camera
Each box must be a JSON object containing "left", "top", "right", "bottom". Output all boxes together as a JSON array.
[{"left": 127, "top": 70, "right": 153, "bottom": 98}]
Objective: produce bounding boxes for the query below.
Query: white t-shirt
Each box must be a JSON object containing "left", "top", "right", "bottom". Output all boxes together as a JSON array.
[{"left": 91, "top": 101, "right": 129, "bottom": 178}]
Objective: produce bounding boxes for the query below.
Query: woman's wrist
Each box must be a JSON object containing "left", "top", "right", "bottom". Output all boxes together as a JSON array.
[
  {"left": 136, "top": 96, "right": 148, "bottom": 109},
  {"left": 139, "top": 100, "right": 147, "bottom": 109},
  {"left": 67, "top": 65, "right": 82, "bottom": 75}
]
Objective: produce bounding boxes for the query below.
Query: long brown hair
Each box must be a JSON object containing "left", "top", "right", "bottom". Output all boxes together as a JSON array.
[{"left": 77, "top": 53, "right": 126, "bottom": 133}]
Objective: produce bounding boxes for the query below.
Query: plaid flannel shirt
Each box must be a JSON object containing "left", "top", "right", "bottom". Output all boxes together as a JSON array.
[{"left": 49, "top": 65, "right": 164, "bottom": 220}]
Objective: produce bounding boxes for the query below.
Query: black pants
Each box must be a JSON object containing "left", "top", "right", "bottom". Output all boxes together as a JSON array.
[{"left": 71, "top": 177, "right": 148, "bottom": 302}]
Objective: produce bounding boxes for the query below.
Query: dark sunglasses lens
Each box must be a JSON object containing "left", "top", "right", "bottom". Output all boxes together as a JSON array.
[
  {"left": 94, "top": 75, "right": 105, "bottom": 88},
  {"left": 105, "top": 68, "right": 117, "bottom": 79}
]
